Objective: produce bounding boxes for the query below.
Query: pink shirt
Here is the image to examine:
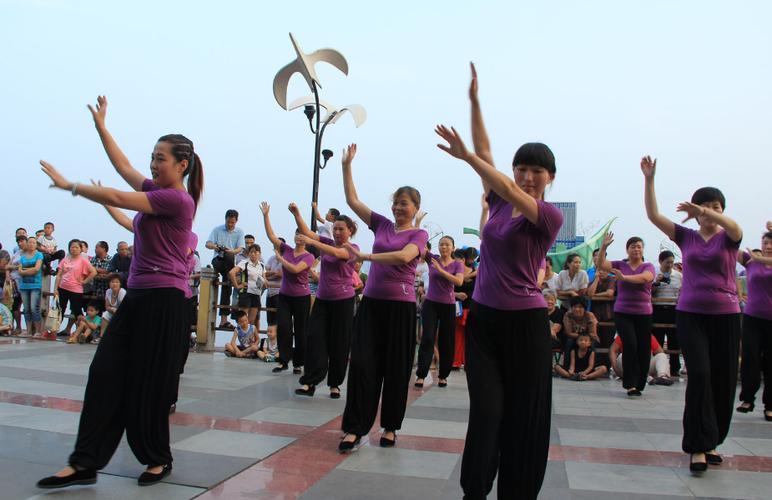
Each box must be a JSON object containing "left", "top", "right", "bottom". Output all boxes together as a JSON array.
[{"left": 59, "top": 256, "right": 92, "bottom": 294}]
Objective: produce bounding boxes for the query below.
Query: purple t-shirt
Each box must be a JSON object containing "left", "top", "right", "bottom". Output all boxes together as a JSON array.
[
  {"left": 316, "top": 236, "right": 358, "bottom": 301},
  {"left": 741, "top": 252, "right": 772, "bottom": 320},
  {"left": 426, "top": 254, "right": 465, "bottom": 305},
  {"left": 363, "top": 211, "right": 429, "bottom": 302},
  {"left": 610, "top": 260, "right": 655, "bottom": 315},
  {"left": 129, "top": 180, "right": 195, "bottom": 298},
  {"left": 473, "top": 191, "right": 563, "bottom": 311},
  {"left": 278, "top": 242, "right": 314, "bottom": 297},
  {"left": 672, "top": 224, "right": 741, "bottom": 315}
]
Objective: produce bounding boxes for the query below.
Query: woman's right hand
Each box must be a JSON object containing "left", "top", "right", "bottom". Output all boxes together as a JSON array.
[
  {"left": 602, "top": 231, "right": 614, "bottom": 249},
  {"left": 87, "top": 95, "right": 108, "bottom": 128},
  {"left": 640, "top": 155, "right": 657, "bottom": 179},
  {"left": 260, "top": 201, "right": 270, "bottom": 216},
  {"left": 288, "top": 202, "right": 299, "bottom": 215},
  {"left": 469, "top": 62, "right": 479, "bottom": 102},
  {"left": 342, "top": 144, "right": 357, "bottom": 168}
]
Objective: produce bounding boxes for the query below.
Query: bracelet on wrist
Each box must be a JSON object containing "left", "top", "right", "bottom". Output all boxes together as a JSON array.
[{"left": 71, "top": 182, "right": 80, "bottom": 196}]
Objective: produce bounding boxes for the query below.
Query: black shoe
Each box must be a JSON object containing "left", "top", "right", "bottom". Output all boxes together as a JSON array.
[
  {"left": 705, "top": 452, "right": 723, "bottom": 465},
  {"left": 764, "top": 410, "right": 772, "bottom": 422},
  {"left": 438, "top": 380, "right": 448, "bottom": 388},
  {"left": 293, "top": 367, "right": 302, "bottom": 375},
  {"left": 295, "top": 385, "right": 315, "bottom": 397},
  {"left": 689, "top": 454, "right": 707, "bottom": 473},
  {"left": 56, "top": 330, "right": 70, "bottom": 337},
  {"left": 736, "top": 402, "right": 755, "bottom": 413},
  {"left": 654, "top": 376, "right": 674, "bottom": 386},
  {"left": 414, "top": 380, "right": 424, "bottom": 388},
  {"left": 338, "top": 435, "right": 361, "bottom": 453},
  {"left": 37, "top": 468, "right": 97, "bottom": 489},
  {"left": 138, "top": 464, "right": 172, "bottom": 486},
  {"left": 380, "top": 432, "right": 396, "bottom": 448},
  {"left": 627, "top": 389, "right": 642, "bottom": 397},
  {"left": 330, "top": 388, "right": 341, "bottom": 399},
  {"left": 272, "top": 364, "right": 288, "bottom": 373}
]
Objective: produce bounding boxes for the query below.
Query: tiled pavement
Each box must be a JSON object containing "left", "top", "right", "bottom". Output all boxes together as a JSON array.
[{"left": 2, "top": 336, "right": 772, "bottom": 499}]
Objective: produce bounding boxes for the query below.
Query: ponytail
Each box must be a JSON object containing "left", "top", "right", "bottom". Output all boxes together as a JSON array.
[
  {"left": 187, "top": 152, "right": 204, "bottom": 210},
  {"left": 157, "top": 134, "right": 205, "bottom": 211}
]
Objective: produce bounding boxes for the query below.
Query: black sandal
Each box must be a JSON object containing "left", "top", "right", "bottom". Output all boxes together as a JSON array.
[
  {"left": 338, "top": 434, "right": 361, "bottom": 453},
  {"left": 736, "top": 402, "right": 754, "bottom": 413},
  {"left": 37, "top": 468, "right": 97, "bottom": 489},
  {"left": 138, "top": 464, "right": 172, "bottom": 486},
  {"left": 689, "top": 454, "right": 707, "bottom": 473}
]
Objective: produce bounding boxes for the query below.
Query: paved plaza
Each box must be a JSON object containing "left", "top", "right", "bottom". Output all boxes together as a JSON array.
[{"left": 2, "top": 336, "right": 772, "bottom": 499}]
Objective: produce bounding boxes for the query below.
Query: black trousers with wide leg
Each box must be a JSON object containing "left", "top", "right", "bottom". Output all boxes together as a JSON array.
[
  {"left": 739, "top": 314, "right": 772, "bottom": 410},
  {"left": 615, "top": 312, "right": 653, "bottom": 391},
  {"left": 300, "top": 297, "right": 355, "bottom": 388},
  {"left": 676, "top": 311, "right": 741, "bottom": 454},
  {"left": 342, "top": 297, "right": 415, "bottom": 436},
  {"left": 415, "top": 299, "right": 456, "bottom": 381},
  {"left": 460, "top": 301, "right": 552, "bottom": 500},
  {"left": 69, "top": 288, "right": 189, "bottom": 469},
  {"left": 276, "top": 293, "right": 311, "bottom": 368}
]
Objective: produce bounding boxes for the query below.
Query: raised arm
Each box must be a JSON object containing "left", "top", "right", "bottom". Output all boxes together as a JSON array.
[
  {"left": 41, "top": 161, "right": 155, "bottom": 214},
  {"left": 469, "top": 63, "right": 494, "bottom": 195},
  {"left": 289, "top": 203, "right": 319, "bottom": 241},
  {"left": 595, "top": 232, "right": 615, "bottom": 273},
  {"left": 740, "top": 248, "right": 772, "bottom": 266},
  {"left": 312, "top": 202, "right": 326, "bottom": 225},
  {"left": 414, "top": 210, "right": 428, "bottom": 229},
  {"left": 641, "top": 156, "right": 676, "bottom": 240},
  {"left": 87, "top": 96, "right": 146, "bottom": 191},
  {"left": 436, "top": 126, "right": 541, "bottom": 225},
  {"left": 677, "top": 202, "right": 743, "bottom": 243},
  {"left": 341, "top": 144, "right": 372, "bottom": 227},
  {"left": 298, "top": 234, "right": 350, "bottom": 260},
  {"left": 260, "top": 202, "right": 282, "bottom": 249},
  {"left": 430, "top": 257, "right": 464, "bottom": 286}
]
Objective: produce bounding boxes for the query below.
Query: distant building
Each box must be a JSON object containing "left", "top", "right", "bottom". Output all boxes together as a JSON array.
[{"left": 549, "top": 202, "right": 584, "bottom": 251}]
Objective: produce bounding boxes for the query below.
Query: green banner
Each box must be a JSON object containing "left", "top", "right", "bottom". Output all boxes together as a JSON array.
[{"left": 547, "top": 218, "right": 616, "bottom": 271}]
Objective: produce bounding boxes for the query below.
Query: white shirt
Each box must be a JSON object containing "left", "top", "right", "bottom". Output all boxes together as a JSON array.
[
  {"left": 544, "top": 273, "right": 560, "bottom": 294},
  {"left": 317, "top": 220, "right": 334, "bottom": 240},
  {"left": 236, "top": 258, "right": 265, "bottom": 295},
  {"left": 37, "top": 235, "right": 57, "bottom": 251},
  {"left": 557, "top": 269, "right": 589, "bottom": 292},
  {"left": 265, "top": 256, "right": 283, "bottom": 297},
  {"left": 653, "top": 269, "right": 682, "bottom": 300}
]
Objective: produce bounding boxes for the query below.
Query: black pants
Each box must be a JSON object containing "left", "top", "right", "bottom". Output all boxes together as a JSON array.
[
  {"left": 58, "top": 287, "right": 83, "bottom": 321},
  {"left": 460, "top": 301, "right": 552, "bottom": 500},
  {"left": 739, "top": 314, "right": 772, "bottom": 410},
  {"left": 300, "top": 297, "right": 354, "bottom": 388},
  {"left": 653, "top": 304, "right": 681, "bottom": 375},
  {"left": 266, "top": 294, "right": 278, "bottom": 325},
  {"left": 342, "top": 297, "right": 415, "bottom": 435},
  {"left": 277, "top": 294, "right": 310, "bottom": 368},
  {"left": 69, "top": 288, "right": 189, "bottom": 469},
  {"left": 676, "top": 311, "right": 741, "bottom": 454},
  {"left": 615, "top": 312, "right": 653, "bottom": 391},
  {"left": 416, "top": 299, "right": 456, "bottom": 380},
  {"left": 218, "top": 270, "right": 232, "bottom": 318},
  {"left": 43, "top": 250, "right": 65, "bottom": 269}
]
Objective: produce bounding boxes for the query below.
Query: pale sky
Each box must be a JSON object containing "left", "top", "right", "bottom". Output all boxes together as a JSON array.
[{"left": 2, "top": 0, "right": 770, "bottom": 264}]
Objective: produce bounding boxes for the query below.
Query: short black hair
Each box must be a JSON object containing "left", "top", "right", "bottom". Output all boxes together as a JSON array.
[
  {"left": 96, "top": 241, "right": 109, "bottom": 253},
  {"left": 453, "top": 249, "right": 466, "bottom": 259},
  {"left": 245, "top": 234, "right": 255, "bottom": 241},
  {"left": 569, "top": 296, "right": 587, "bottom": 309},
  {"left": 763, "top": 231, "right": 772, "bottom": 241},
  {"left": 225, "top": 209, "right": 239, "bottom": 219},
  {"left": 658, "top": 250, "right": 675, "bottom": 262},
  {"left": 233, "top": 310, "right": 247, "bottom": 320},
  {"left": 512, "top": 143, "right": 556, "bottom": 174},
  {"left": 86, "top": 300, "right": 101, "bottom": 311},
  {"left": 278, "top": 237, "right": 286, "bottom": 244},
  {"left": 626, "top": 236, "right": 643, "bottom": 249},
  {"left": 329, "top": 208, "right": 340, "bottom": 218},
  {"left": 577, "top": 331, "right": 591, "bottom": 340},
  {"left": 44, "top": 222, "right": 54, "bottom": 228},
  {"left": 247, "top": 244, "right": 261, "bottom": 253},
  {"left": 691, "top": 187, "right": 726, "bottom": 210}
]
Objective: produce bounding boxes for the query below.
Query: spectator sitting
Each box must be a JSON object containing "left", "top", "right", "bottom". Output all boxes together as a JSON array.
[
  {"left": 0, "top": 301, "right": 12, "bottom": 335},
  {"left": 37, "top": 222, "right": 65, "bottom": 275},
  {"left": 88, "top": 241, "right": 112, "bottom": 305},
  {"left": 562, "top": 296, "right": 599, "bottom": 356},
  {"left": 544, "top": 290, "right": 564, "bottom": 351},
  {"left": 312, "top": 202, "right": 339, "bottom": 240},
  {"left": 541, "top": 256, "right": 560, "bottom": 293},
  {"left": 107, "top": 241, "right": 131, "bottom": 287},
  {"left": 225, "top": 310, "right": 259, "bottom": 358},
  {"left": 609, "top": 333, "right": 674, "bottom": 386},
  {"left": 652, "top": 249, "right": 683, "bottom": 376},
  {"left": 101, "top": 274, "right": 125, "bottom": 337},
  {"left": 557, "top": 253, "right": 589, "bottom": 306},
  {"left": 256, "top": 326, "right": 280, "bottom": 362},
  {"left": 587, "top": 268, "right": 617, "bottom": 362},
  {"left": 68, "top": 301, "right": 102, "bottom": 344},
  {"left": 554, "top": 331, "right": 608, "bottom": 380}
]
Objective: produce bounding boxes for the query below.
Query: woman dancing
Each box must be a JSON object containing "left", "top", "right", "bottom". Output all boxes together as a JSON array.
[
  {"left": 288, "top": 202, "right": 358, "bottom": 399},
  {"left": 414, "top": 235, "right": 465, "bottom": 388},
  {"left": 641, "top": 155, "right": 742, "bottom": 472},
  {"left": 435, "top": 64, "right": 563, "bottom": 499},
  {"left": 338, "top": 144, "right": 429, "bottom": 451},
  {"left": 37, "top": 96, "right": 203, "bottom": 488}
]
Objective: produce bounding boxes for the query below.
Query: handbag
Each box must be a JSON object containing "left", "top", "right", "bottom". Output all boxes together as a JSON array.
[{"left": 45, "top": 300, "right": 62, "bottom": 332}]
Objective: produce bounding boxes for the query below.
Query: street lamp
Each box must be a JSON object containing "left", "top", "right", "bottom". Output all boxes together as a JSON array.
[{"left": 272, "top": 33, "right": 366, "bottom": 231}]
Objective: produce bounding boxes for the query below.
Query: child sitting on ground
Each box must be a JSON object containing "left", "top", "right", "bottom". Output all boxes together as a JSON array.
[
  {"left": 225, "top": 310, "right": 259, "bottom": 358},
  {"left": 256, "top": 324, "right": 280, "bottom": 362},
  {"left": 554, "top": 331, "right": 608, "bottom": 380},
  {"left": 68, "top": 301, "right": 102, "bottom": 344}
]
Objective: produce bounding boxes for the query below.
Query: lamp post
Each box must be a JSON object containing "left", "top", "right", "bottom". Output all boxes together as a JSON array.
[{"left": 272, "top": 33, "right": 365, "bottom": 231}]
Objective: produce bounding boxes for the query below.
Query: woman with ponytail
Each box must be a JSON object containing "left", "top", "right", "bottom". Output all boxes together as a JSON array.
[{"left": 37, "top": 96, "right": 203, "bottom": 489}]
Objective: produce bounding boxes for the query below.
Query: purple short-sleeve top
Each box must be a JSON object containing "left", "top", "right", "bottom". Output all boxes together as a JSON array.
[
  {"left": 278, "top": 242, "right": 315, "bottom": 297},
  {"left": 610, "top": 260, "right": 655, "bottom": 315},
  {"left": 363, "top": 211, "right": 428, "bottom": 302},
  {"left": 672, "top": 224, "right": 741, "bottom": 314},
  {"left": 129, "top": 179, "right": 195, "bottom": 297},
  {"left": 472, "top": 191, "right": 563, "bottom": 310},
  {"left": 741, "top": 252, "right": 772, "bottom": 320},
  {"left": 316, "top": 236, "right": 359, "bottom": 301},
  {"left": 425, "top": 254, "right": 465, "bottom": 305}
]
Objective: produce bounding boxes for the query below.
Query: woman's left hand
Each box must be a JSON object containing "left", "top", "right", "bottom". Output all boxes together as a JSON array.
[
  {"left": 611, "top": 269, "right": 626, "bottom": 282},
  {"left": 676, "top": 201, "right": 705, "bottom": 223},
  {"left": 343, "top": 243, "right": 365, "bottom": 262},
  {"left": 40, "top": 160, "right": 72, "bottom": 191},
  {"left": 435, "top": 125, "right": 470, "bottom": 160},
  {"left": 430, "top": 258, "right": 442, "bottom": 271}
]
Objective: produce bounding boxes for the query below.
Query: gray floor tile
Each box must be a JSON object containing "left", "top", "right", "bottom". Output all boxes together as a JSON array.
[
  {"left": 337, "top": 446, "right": 460, "bottom": 480},
  {"left": 674, "top": 467, "right": 772, "bottom": 499},
  {"left": 565, "top": 461, "right": 693, "bottom": 496},
  {"left": 398, "top": 417, "right": 468, "bottom": 439},
  {"left": 301, "top": 469, "right": 448, "bottom": 500},
  {"left": 244, "top": 406, "right": 339, "bottom": 427},
  {"left": 172, "top": 429, "right": 294, "bottom": 459}
]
